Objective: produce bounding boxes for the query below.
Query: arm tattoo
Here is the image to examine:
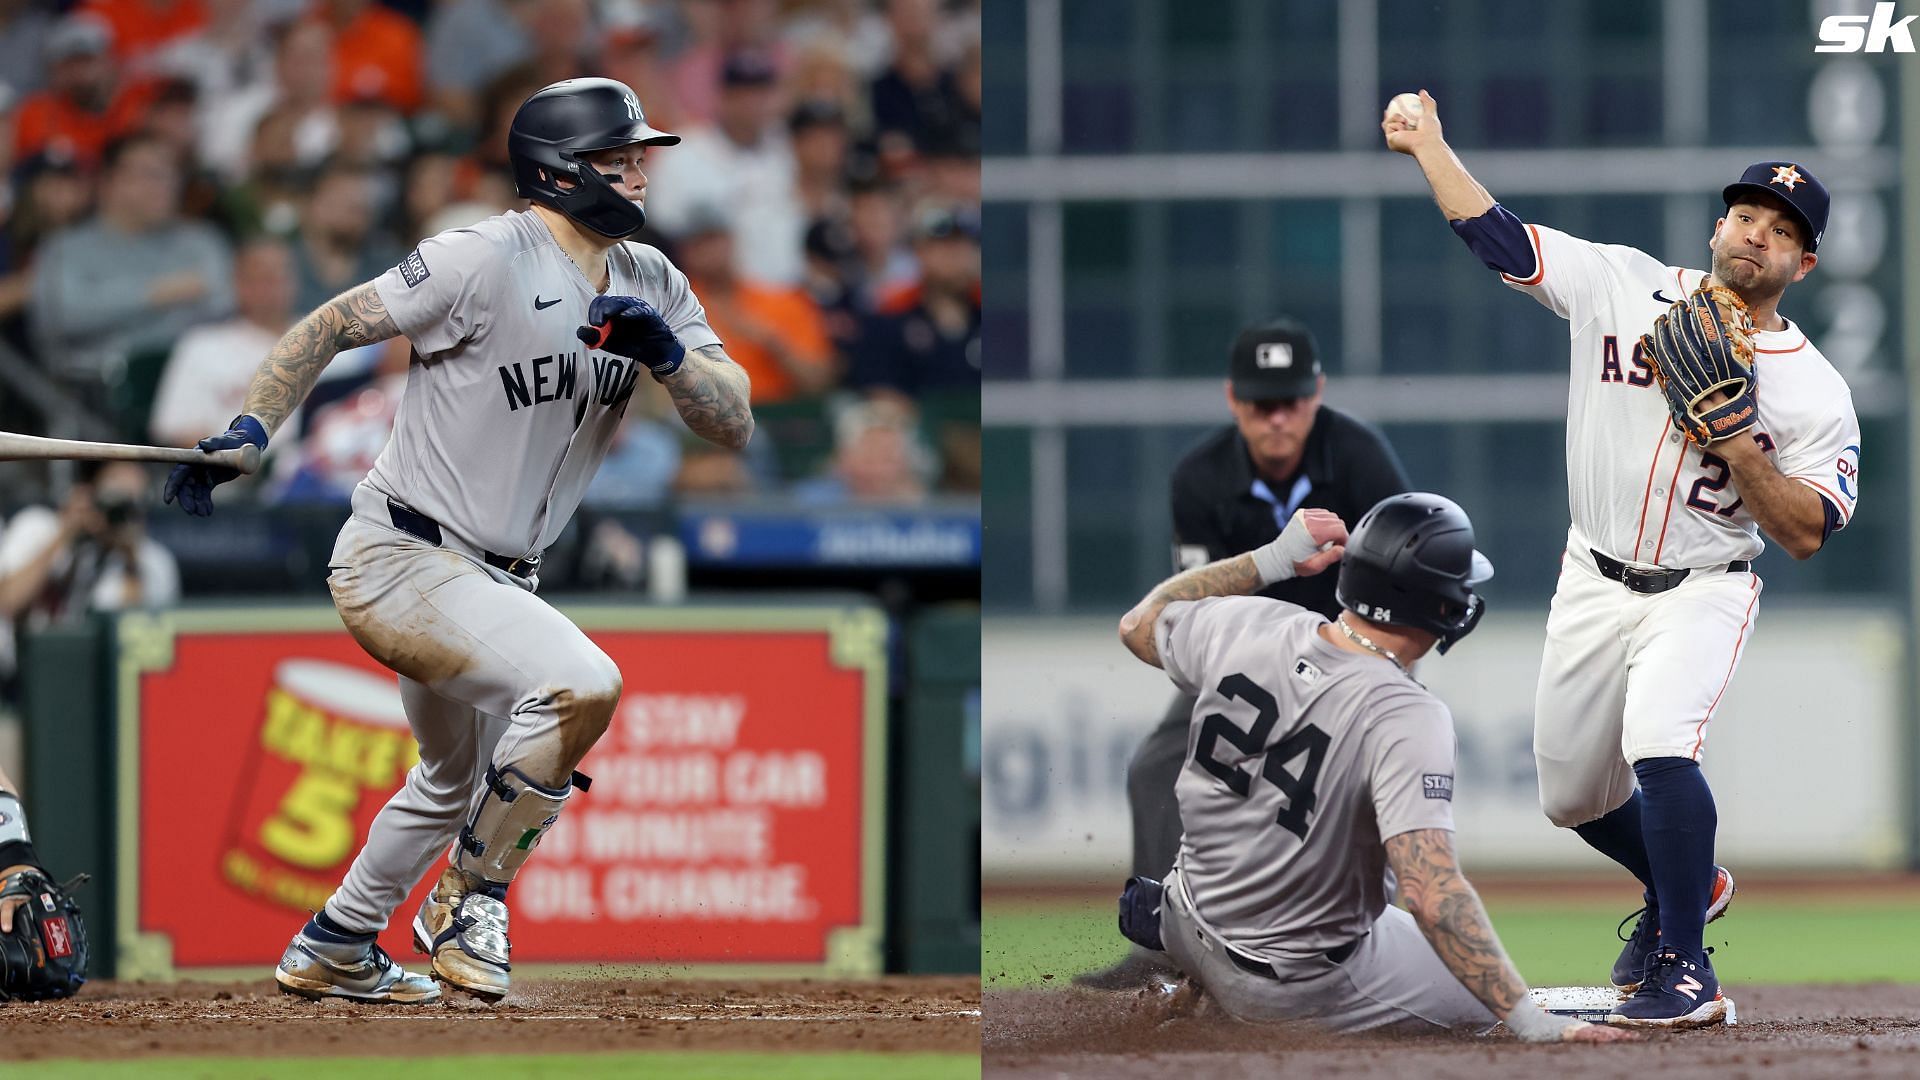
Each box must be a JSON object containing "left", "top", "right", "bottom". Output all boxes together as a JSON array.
[
  {"left": 243, "top": 282, "right": 400, "bottom": 433},
  {"left": 663, "top": 344, "right": 755, "bottom": 450},
  {"left": 1121, "top": 552, "right": 1264, "bottom": 666},
  {"left": 1384, "top": 829, "right": 1528, "bottom": 1017}
]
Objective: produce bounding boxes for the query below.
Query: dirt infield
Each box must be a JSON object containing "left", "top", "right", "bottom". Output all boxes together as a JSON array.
[
  {"left": 0, "top": 976, "right": 979, "bottom": 1061},
  {"left": 983, "top": 984, "right": 1920, "bottom": 1078}
]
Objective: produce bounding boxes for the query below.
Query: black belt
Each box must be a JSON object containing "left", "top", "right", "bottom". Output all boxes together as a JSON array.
[
  {"left": 1226, "top": 935, "right": 1362, "bottom": 980},
  {"left": 387, "top": 499, "right": 541, "bottom": 577},
  {"left": 1590, "top": 549, "right": 1749, "bottom": 595}
]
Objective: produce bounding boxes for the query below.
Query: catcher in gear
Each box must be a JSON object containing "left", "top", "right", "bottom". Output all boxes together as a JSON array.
[
  {"left": 0, "top": 764, "right": 88, "bottom": 1001},
  {"left": 1391, "top": 95, "right": 1859, "bottom": 1029}
]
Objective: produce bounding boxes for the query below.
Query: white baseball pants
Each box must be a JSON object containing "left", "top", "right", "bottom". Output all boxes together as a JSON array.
[{"left": 1533, "top": 536, "right": 1762, "bottom": 827}]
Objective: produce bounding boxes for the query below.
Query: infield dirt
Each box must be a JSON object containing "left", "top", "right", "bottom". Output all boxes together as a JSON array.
[
  {"left": 0, "top": 976, "right": 979, "bottom": 1061},
  {"left": 984, "top": 983, "right": 1920, "bottom": 1078}
]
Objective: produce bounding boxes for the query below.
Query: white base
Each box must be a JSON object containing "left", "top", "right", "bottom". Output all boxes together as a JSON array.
[{"left": 1528, "top": 985, "right": 1739, "bottom": 1027}]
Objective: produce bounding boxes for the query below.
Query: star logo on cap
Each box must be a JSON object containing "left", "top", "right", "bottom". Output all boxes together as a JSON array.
[{"left": 1770, "top": 164, "right": 1805, "bottom": 192}]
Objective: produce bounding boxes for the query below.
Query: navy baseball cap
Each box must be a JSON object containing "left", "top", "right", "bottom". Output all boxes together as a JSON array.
[
  {"left": 1230, "top": 319, "right": 1323, "bottom": 400},
  {"left": 1723, "top": 161, "right": 1828, "bottom": 252}
]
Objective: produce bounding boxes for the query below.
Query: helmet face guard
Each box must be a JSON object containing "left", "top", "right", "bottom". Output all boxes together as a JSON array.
[
  {"left": 1435, "top": 592, "right": 1485, "bottom": 655},
  {"left": 508, "top": 79, "right": 679, "bottom": 239}
]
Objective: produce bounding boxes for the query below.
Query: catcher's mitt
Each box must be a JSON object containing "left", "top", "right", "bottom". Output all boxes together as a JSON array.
[
  {"left": 0, "top": 868, "right": 89, "bottom": 1001},
  {"left": 1642, "top": 284, "right": 1758, "bottom": 446}
]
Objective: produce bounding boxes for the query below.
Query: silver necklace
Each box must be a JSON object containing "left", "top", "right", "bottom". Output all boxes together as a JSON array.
[{"left": 1335, "top": 614, "right": 1405, "bottom": 672}]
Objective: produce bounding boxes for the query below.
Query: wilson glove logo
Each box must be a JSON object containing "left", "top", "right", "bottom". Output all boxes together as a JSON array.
[{"left": 1817, "top": 3, "right": 1916, "bottom": 52}]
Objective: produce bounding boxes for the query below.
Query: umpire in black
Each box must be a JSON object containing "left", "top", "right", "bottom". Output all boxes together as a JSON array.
[{"left": 1075, "top": 317, "right": 1412, "bottom": 990}]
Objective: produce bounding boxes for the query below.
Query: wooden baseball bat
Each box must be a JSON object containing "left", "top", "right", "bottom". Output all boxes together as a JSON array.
[{"left": 0, "top": 432, "right": 263, "bottom": 475}]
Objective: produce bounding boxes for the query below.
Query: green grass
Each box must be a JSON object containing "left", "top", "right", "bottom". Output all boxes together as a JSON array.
[
  {"left": 0, "top": 1053, "right": 978, "bottom": 1080},
  {"left": 985, "top": 894, "right": 1920, "bottom": 989}
]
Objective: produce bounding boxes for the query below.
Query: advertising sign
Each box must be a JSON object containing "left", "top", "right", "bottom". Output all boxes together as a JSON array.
[{"left": 115, "top": 605, "right": 886, "bottom": 979}]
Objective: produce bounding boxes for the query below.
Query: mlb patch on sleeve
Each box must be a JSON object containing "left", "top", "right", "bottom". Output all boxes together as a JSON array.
[
  {"left": 1422, "top": 774, "right": 1454, "bottom": 800},
  {"left": 399, "top": 249, "right": 431, "bottom": 288}
]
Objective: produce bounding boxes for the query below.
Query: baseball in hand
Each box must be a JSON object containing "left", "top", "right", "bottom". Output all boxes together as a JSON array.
[{"left": 1386, "top": 92, "right": 1424, "bottom": 128}]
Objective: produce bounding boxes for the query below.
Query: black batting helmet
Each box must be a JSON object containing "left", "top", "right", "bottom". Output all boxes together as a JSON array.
[
  {"left": 1335, "top": 492, "right": 1493, "bottom": 655},
  {"left": 508, "top": 78, "right": 679, "bottom": 239}
]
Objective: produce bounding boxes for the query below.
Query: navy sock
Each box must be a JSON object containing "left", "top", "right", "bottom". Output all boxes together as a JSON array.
[
  {"left": 307, "top": 908, "right": 376, "bottom": 945},
  {"left": 1571, "top": 791, "right": 1657, "bottom": 900},
  {"left": 1633, "top": 757, "right": 1717, "bottom": 964}
]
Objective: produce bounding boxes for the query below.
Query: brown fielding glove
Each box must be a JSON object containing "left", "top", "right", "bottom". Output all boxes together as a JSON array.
[{"left": 1641, "top": 284, "right": 1758, "bottom": 446}]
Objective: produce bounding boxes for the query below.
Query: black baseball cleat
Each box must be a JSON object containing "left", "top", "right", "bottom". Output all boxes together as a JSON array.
[
  {"left": 1611, "top": 865, "right": 1736, "bottom": 992},
  {"left": 1070, "top": 949, "right": 1180, "bottom": 991},
  {"left": 1608, "top": 946, "right": 1727, "bottom": 1029}
]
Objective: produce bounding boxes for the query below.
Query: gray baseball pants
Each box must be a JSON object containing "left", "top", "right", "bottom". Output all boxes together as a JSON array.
[
  {"left": 317, "top": 487, "right": 622, "bottom": 934},
  {"left": 1159, "top": 867, "right": 1496, "bottom": 1033}
]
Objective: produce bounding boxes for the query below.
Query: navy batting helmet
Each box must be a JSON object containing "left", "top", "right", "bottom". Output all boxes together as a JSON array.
[
  {"left": 1335, "top": 492, "right": 1493, "bottom": 654},
  {"left": 508, "top": 78, "right": 679, "bottom": 239}
]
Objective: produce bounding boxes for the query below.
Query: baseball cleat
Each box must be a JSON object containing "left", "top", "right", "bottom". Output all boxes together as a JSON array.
[
  {"left": 412, "top": 866, "right": 511, "bottom": 1001},
  {"left": 275, "top": 930, "right": 441, "bottom": 1003},
  {"left": 1611, "top": 865, "right": 1736, "bottom": 992},
  {"left": 1608, "top": 946, "right": 1727, "bottom": 1029},
  {"left": 1070, "top": 949, "right": 1181, "bottom": 992}
]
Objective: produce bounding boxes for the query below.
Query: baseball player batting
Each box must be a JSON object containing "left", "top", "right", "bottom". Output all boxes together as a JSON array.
[
  {"left": 164, "top": 78, "right": 754, "bottom": 1003},
  {"left": 1385, "top": 91, "right": 1859, "bottom": 1027},
  {"left": 1115, "top": 494, "right": 1631, "bottom": 1043}
]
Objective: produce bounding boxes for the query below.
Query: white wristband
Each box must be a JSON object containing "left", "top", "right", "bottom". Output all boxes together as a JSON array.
[
  {"left": 1502, "top": 997, "right": 1580, "bottom": 1043},
  {"left": 1250, "top": 512, "right": 1330, "bottom": 585}
]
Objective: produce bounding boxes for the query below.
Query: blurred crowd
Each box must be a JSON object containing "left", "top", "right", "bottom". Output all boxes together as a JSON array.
[{"left": 0, "top": 0, "right": 982, "bottom": 520}]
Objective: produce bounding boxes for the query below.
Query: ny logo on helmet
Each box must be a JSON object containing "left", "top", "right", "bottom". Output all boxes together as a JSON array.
[{"left": 624, "top": 92, "right": 644, "bottom": 121}]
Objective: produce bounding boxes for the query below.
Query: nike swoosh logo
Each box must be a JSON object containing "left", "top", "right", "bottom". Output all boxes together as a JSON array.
[
  {"left": 1652, "top": 290, "right": 1681, "bottom": 304},
  {"left": 534, "top": 296, "right": 562, "bottom": 310}
]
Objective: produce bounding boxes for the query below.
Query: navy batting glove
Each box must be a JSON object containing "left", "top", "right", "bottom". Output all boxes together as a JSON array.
[
  {"left": 576, "top": 295, "right": 686, "bottom": 377},
  {"left": 163, "top": 414, "right": 267, "bottom": 518}
]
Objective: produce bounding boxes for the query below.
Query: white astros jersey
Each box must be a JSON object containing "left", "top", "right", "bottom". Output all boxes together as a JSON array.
[
  {"left": 368, "top": 209, "right": 721, "bottom": 558},
  {"left": 1503, "top": 225, "right": 1859, "bottom": 567},
  {"left": 1153, "top": 595, "right": 1457, "bottom": 962}
]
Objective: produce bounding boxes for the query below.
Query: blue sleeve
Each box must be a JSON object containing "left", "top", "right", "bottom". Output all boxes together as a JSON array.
[{"left": 1449, "top": 202, "right": 1536, "bottom": 279}]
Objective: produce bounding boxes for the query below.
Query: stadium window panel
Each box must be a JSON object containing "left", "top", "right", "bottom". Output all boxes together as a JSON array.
[
  {"left": 1162, "top": 79, "right": 1240, "bottom": 152},
  {"left": 1583, "top": 75, "right": 1661, "bottom": 145},
  {"left": 1478, "top": 0, "right": 1549, "bottom": 38},
  {"left": 1266, "top": 79, "right": 1339, "bottom": 150},
  {"left": 982, "top": 307, "right": 1030, "bottom": 382},
  {"left": 1167, "top": 202, "right": 1240, "bottom": 270},
  {"left": 1380, "top": 0, "right": 1449, "bottom": 43},
  {"left": 1063, "top": 203, "right": 1135, "bottom": 274},
  {"left": 1060, "top": 82, "right": 1137, "bottom": 153},
  {"left": 1261, "top": 0, "right": 1338, "bottom": 46},
  {"left": 1583, "top": 0, "right": 1658, "bottom": 41},
  {"left": 1481, "top": 78, "right": 1552, "bottom": 148},
  {"left": 982, "top": 428, "right": 1033, "bottom": 610},
  {"left": 1161, "top": 0, "right": 1235, "bottom": 48},
  {"left": 1163, "top": 303, "right": 1241, "bottom": 376},
  {"left": 1065, "top": 428, "right": 1144, "bottom": 608},
  {"left": 981, "top": 0, "right": 1027, "bottom": 154}
]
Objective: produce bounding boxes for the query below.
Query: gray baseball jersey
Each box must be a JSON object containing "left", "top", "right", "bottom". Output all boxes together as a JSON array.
[
  {"left": 367, "top": 209, "right": 721, "bottom": 558},
  {"left": 1155, "top": 595, "right": 1458, "bottom": 962}
]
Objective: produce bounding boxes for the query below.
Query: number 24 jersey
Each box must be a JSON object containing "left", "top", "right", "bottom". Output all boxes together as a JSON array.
[{"left": 1155, "top": 595, "right": 1457, "bottom": 963}]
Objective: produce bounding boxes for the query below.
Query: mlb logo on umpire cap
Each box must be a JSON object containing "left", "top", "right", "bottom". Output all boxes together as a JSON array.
[
  {"left": 1231, "top": 318, "right": 1323, "bottom": 400},
  {"left": 1723, "top": 161, "right": 1830, "bottom": 252},
  {"left": 1255, "top": 343, "right": 1293, "bottom": 369}
]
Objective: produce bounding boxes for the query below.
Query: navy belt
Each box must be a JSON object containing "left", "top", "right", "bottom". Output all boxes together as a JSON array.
[
  {"left": 1590, "top": 549, "right": 1749, "bottom": 595},
  {"left": 1227, "top": 935, "right": 1363, "bottom": 980},
  {"left": 387, "top": 499, "right": 541, "bottom": 578}
]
